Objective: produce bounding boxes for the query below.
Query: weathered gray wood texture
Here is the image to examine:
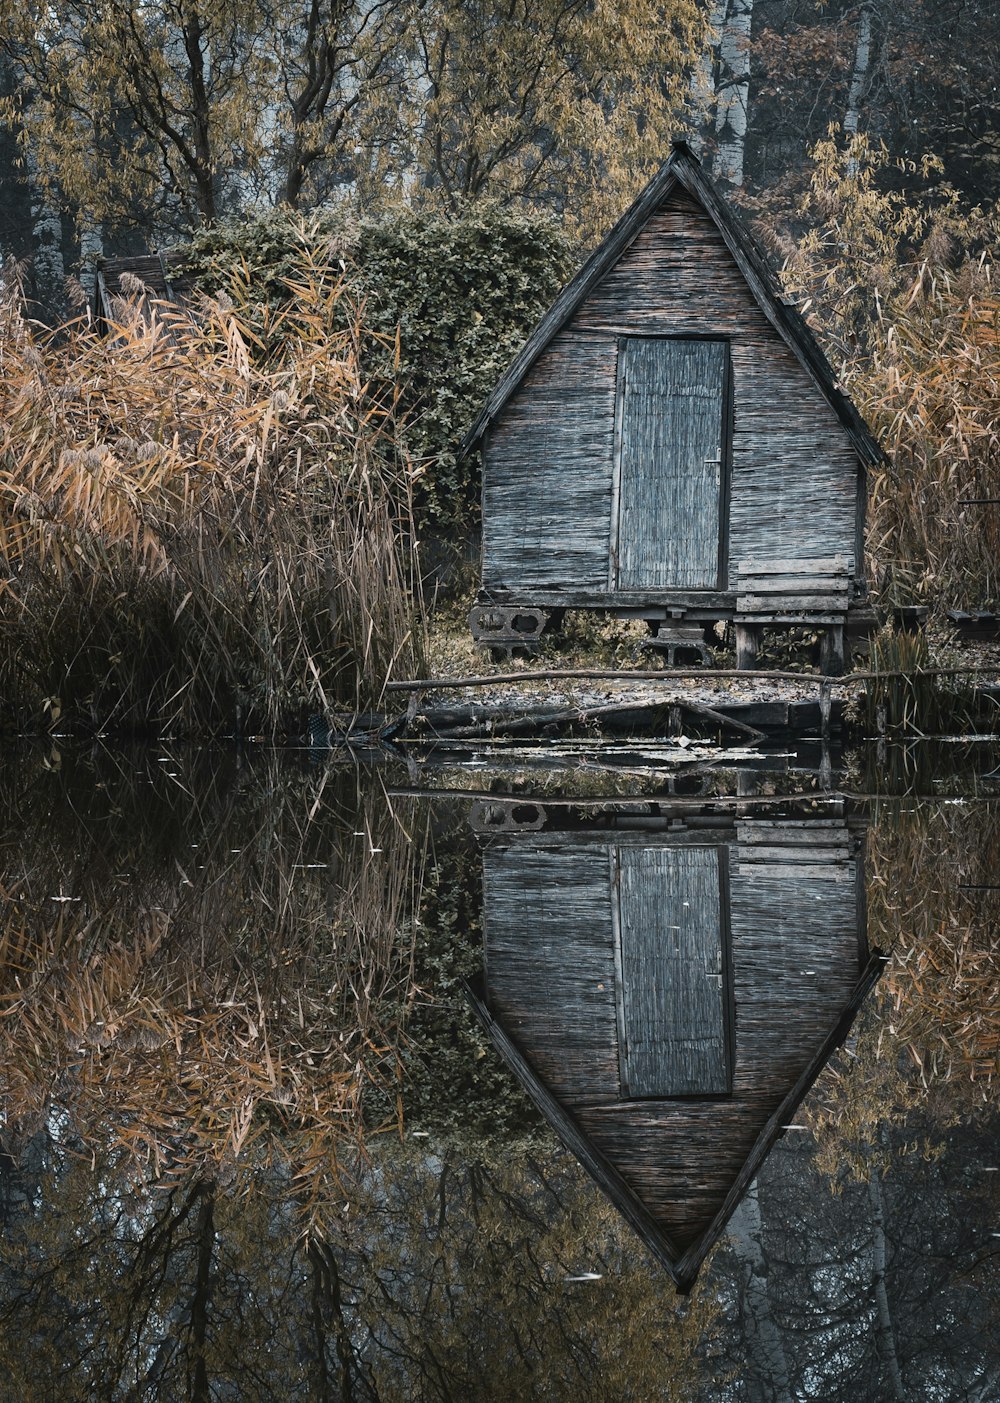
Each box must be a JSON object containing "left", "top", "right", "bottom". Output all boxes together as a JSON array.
[
  {"left": 617, "top": 846, "right": 728, "bottom": 1096},
  {"left": 483, "top": 846, "right": 619, "bottom": 1103},
  {"left": 617, "top": 339, "right": 726, "bottom": 589},
  {"left": 482, "top": 824, "right": 862, "bottom": 1252},
  {"left": 482, "top": 188, "right": 862, "bottom": 596}
]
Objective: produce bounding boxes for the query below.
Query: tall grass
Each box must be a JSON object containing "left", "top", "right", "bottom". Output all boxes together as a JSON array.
[
  {"left": 862, "top": 626, "right": 976, "bottom": 736},
  {"left": 774, "top": 135, "right": 1000, "bottom": 610},
  {"left": 861, "top": 266, "right": 1000, "bottom": 609},
  {"left": 0, "top": 254, "right": 424, "bottom": 736}
]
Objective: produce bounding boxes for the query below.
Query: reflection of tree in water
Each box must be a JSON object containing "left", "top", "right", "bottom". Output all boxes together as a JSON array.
[
  {"left": 0, "top": 1135, "right": 719, "bottom": 1401},
  {"left": 703, "top": 1116, "right": 1000, "bottom": 1403},
  {"left": 4, "top": 762, "right": 1000, "bottom": 1398},
  {"left": 699, "top": 796, "right": 1000, "bottom": 1403}
]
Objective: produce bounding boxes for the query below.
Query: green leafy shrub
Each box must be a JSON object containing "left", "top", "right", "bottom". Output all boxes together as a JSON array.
[
  {"left": 179, "top": 207, "right": 575, "bottom": 540},
  {"left": 383, "top": 833, "right": 542, "bottom": 1140}
]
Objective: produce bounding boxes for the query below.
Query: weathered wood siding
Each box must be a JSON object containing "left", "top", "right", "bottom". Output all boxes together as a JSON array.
[
  {"left": 616, "top": 339, "right": 726, "bottom": 589},
  {"left": 617, "top": 846, "right": 728, "bottom": 1096},
  {"left": 482, "top": 336, "right": 617, "bottom": 589},
  {"left": 482, "top": 824, "right": 862, "bottom": 1251},
  {"left": 482, "top": 188, "right": 861, "bottom": 593},
  {"left": 483, "top": 846, "right": 620, "bottom": 1102}
]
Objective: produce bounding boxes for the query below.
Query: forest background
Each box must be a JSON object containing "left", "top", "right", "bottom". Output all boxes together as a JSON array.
[
  {"left": 1, "top": 0, "right": 1000, "bottom": 731},
  {"left": 1, "top": 10, "right": 999, "bottom": 1394}
]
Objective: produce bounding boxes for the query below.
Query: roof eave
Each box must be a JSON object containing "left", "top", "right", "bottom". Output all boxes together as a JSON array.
[
  {"left": 668, "top": 150, "right": 886, "bottom": 469},
  {"left": 460, "top": 154, "right": 684, "bottom": 456}
]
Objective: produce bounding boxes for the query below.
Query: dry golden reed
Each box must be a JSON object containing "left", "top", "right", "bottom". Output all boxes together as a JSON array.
[
  {"left": 0, "top": 253, "right": 424, "bottom": 734},
  {"left": 776, "top": 133, "right": 1000, "bottom": 612}
]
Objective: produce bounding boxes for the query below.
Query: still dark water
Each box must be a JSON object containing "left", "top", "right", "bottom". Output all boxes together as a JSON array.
[{"left": 0, "top": 740, "right": 997, "bottom": 1402}]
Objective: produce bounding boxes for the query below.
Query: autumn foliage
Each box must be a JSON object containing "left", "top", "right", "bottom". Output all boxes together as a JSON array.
[{"left": 777, "top": 135, "right": 1000, "bottom": 610}]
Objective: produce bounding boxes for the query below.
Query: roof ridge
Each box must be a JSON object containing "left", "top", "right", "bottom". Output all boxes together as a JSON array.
[{"left": 461, "top": 146, "right": 884, "bottom": 469}]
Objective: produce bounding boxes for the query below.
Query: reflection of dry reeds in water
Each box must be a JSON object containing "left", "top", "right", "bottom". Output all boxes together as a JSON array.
[
  {"left": 867, "top": 800, "right": 1000, "bottom": 1088},
  {"left": 806, "top": 799, "right": 999, "bottom": 1181},
  {"left": 0, "top": 254, "right": 423, "bottom": 734},
  {"left": 0, "top": 752, "right": 427, "bottom": 1238}
]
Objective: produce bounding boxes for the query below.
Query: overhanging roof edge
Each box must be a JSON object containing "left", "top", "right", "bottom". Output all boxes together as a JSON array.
[{"left": 461, "top": 140, "right": 885, "bottom": 470}]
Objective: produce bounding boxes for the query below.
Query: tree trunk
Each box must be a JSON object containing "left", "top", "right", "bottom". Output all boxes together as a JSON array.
[
  {"left": 308, "top": 1238, "right": 355, "bottom": 1402},
  {"left": 713, "top": 0, "right": 753, "bottom": 188},
  {"left": 78, "top": 210, "right": 104, "bottom": 308},
  {"left": 181, "top": 9, "right": 217, "bottom": 222},
  {"left": 27, "top": 142, "right": 65, "bottom": 321},
  {"left": 844, "top": 4, "right": 874, "bottom": 178},
  {"left": 687, "top": 0, "right": 728, "bottom": 159},
  {"left": 727, "top": 1180, "right": 794, "bottom": 1403},
  {"left": 868, "top": 1171, "right": 906, "bottom": 1400},
  {"left": 188, "top": 1181, "right": 216, "bottom": 1403}
]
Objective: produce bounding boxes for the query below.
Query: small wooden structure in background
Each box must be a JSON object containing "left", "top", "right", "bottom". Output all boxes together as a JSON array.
[
  {"left": 464, "top": 141, "right": 883, "bottom": 672},
  {"left": 93, "top": 252, "right": 196, "bottom": 330},
  {"left": 467, "top": 795, "right": 883, "bottom": 1292}
]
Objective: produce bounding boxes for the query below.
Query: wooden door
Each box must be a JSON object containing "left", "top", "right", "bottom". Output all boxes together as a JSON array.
[
  {"left": 614, "top": 338, "right": 728, "bottom": 590},
  {"left": 616, "top": 846, "right": 730, "bottom": 1097}
]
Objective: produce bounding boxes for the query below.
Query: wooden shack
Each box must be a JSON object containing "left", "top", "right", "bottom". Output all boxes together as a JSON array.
[
  {"left": 92, "top": 252, "right": 197, "bottom": 332},
  {"left": 464, "top": 141, "right": 883, "bottom": 671},
  {"left": 468, "top": 800, "right": 883, "bottom": 1292}
]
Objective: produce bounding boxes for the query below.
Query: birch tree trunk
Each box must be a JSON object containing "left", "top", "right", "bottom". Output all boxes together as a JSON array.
[
  {"left": 868, "top": 1170, "right": 906, "bottom": 1400},
  {"left": 727, "top": 1180, "right": 794, "bottom": 1403},
  {"left": 844, "top": 3, "right": 874, "bottom": 170},
  {"left": 77, "top": 211, "right": 104, "bottom": 309},
  {"left": 713, "top": 0, "right": 753, "bottom": 187}
]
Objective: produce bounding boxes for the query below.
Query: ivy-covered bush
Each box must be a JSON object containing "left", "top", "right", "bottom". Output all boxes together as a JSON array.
[
  {"left": 368, "top": 833, "right": 541, "bottom": 1141},
  {"left": 178, "top": 207, "right": 574, "bottom": 539}
]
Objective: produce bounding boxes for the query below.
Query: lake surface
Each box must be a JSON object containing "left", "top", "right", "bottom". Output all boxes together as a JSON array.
[{"left": 0, "top": 739, "right": 997, "bottom": 1401}]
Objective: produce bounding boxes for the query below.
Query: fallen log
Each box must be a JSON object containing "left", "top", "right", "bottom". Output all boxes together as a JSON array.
[{"left": 415, "top": 696, "right": 765, "bottom": 742}]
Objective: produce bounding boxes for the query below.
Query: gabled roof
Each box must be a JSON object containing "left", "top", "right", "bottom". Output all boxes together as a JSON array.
[
  {"left": 466, "top": 953, "right": 886, "bottom": 1293},
  {"left": 462, "top": 140, "right": 885, "bottom": 469}
]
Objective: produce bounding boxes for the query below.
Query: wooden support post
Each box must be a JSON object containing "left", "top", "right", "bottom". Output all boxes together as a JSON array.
[
  {"left": 737, "top": 769, "right": 759, "bottom": 797},
  {"left": 735, "top": 623, "right": 758, "bottom": 671},
  {"left": 819, "top": 680, "right": 832, "bottom": 740},
  {"left": 820, "top": 624, "right": 845, "bottom": 677}
]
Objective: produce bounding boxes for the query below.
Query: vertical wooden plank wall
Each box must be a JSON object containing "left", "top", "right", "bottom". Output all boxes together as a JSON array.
[
  {"left": 483, "top": 335, "right": 617, "bottom": 588},
  {"left": 482, "top": 845, "right": 620, "bottom": 1103},
  {"left": 482, "top": 189, "right": 860, "bottom": 594}
]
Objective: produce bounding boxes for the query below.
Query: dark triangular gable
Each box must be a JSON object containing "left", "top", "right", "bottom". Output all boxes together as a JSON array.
[
  {"left": 462, "top": 140, "right": 884, "bottom": 471},
  {"left": 465, "top": 952, "right": 886, "bottom": 1294}
]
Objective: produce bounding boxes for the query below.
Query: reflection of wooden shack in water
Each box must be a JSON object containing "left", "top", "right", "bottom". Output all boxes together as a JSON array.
[{"left": 468, "top": 802, "right": 883, "bottom": 1292}]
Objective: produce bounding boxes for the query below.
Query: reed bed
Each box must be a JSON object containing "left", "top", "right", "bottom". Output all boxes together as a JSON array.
[
  {"left": 861, "top": 627, "right": 976, "bottom": 736},
  {"left": 0, "top": 255, "right": 424, "bottom": 736},
  {"left": 0, "top": 749, "right": 428, "bottom": 1239},
  {"left": 860, "top": 266, "right": 1000, "bottom": 611},
  {"left": 807, "top": 797, "right": 1000, "bottom": 1180}
]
